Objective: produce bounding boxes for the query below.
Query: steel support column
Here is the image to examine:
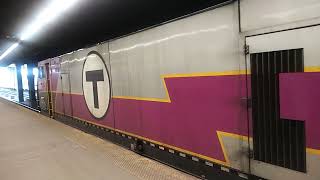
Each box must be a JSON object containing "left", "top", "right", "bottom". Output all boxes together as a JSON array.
[
  {"left": 27, "top": 63, "right": 37, "bottom": 108},
  {"left": 16, "top": 64, "right": 24, "bottom": 102}
]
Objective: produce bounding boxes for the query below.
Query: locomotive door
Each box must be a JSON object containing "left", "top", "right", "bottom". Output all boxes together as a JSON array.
[
  {"left": 60, "top": 72, "right": 73, "bottom": 119},
  {"left": 244, "top": 25, "right": 320, "bottom": 179},
  {"left": 248, "top": 48, "right": 305, "bottom": 170},
  {"left": 45, "top": 63, "right": 54, "bottom": 117}
]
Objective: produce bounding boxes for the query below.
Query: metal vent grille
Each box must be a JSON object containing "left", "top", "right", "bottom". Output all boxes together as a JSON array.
[{"left": 250, "top": 49, "right": 306, "bottom": 172}]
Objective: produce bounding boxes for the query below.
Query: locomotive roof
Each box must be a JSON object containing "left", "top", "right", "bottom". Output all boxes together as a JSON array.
[{"left": 0, "top": 0, "right": 230, "bottom": 66}]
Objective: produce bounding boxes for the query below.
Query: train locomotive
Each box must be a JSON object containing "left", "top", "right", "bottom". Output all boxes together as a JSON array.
[{"left": 37, "top": 0, "right": 320, "bottom": 179}]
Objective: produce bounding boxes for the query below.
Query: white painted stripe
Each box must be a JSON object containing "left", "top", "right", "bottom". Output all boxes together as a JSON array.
[
  {"left": 192, "top": 157, "right": 199, "bottom": 161},
  {"left": 179, "top": 153, "right": 186, "bottom": 157},
  {"left": 205, "top": 162, "right": 213, "bottom": 167},
  {"left": 238, "top": 173, "right": 248, "bottom": 179},
  {"left": 221, "top": 167, "right": 230, "bottom": 172}
]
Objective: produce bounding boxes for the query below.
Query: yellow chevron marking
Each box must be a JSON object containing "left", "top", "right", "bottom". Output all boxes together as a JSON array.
[
  {"left": 53, "top": 111, "right": 320, "bottom": 171},
  {"left": 48, "top": 70, "right": 248, "bottom": 103},
  {"left": 113, "top": 70, "right": 248, "bottom": 103},
  {"left": 217, "top": 131, "right": 320, "bottom": 156},
  {"left": 113, "top": 66, "right": 320, "bottom": 102},
  {"left": 307, "top": 148, "right": 320, "bottom": 155},
  {"left": 40, "top": 66, "right": 320, "bottom": 101},
  {"left": 217, "top": 131, "right": 252, "bottom": 142},
  {"left": 112, "top": 96, "right": 170, "bottom": 103},
  {"left": 216, "top": 131, "right": 231, "bottom": 166},
  {"left": 305, "top": 66, "right": 320, "bottom": 72},
  {"left": 216, "top": 131, "right": 253, "bottom": 167},
  {"left": 54, "top": 111, "right": 229, "bottom": 166},
  {"left": 162, "top": 70, "right": 248, "bottom": 78},
  {"left": 115, "top": 128, "right": 228, "bottom": 166},
  {"left": 44, "top": 67, "right": 320, "bottom": 159},
  {"left": 48, "top": 67, "right": 320, "bottom": 169}
]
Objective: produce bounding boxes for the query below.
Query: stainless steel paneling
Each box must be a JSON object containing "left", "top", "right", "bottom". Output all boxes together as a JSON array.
[
  {"left": 241, "top": 0, "right": 320, "bottom": 32},
  {"left": 110, "top": 3, "right": 240, "bottom": 98},
  {"left": 247, "top": 25, "right": 320, "bottom": 69},
  {"left": 60, "top": 43, "right": 111, "bottom": 95}
]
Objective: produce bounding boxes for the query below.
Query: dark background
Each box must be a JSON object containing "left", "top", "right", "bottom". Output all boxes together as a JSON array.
[{"left": 0, "top": 0, "right": 230, "bottom": 65}]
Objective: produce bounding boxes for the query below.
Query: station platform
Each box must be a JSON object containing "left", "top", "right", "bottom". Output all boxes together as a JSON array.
[
  {"left": 0, "top": 98, "right": 197, "bottom": 180},
  {"left": 0, "top": 87, "right": 31, "bottom": 106}
]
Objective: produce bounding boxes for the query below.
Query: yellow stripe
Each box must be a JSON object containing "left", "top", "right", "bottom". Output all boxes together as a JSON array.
[
  {"left": 42, "top": 70, "right": 247, "bottom": 103},
  {"left": 217, "top": 131, "right": 320, "bottom": 156},
  {"left": 162, "top": 70, "right": 248, "bottom": 78},
  {"left": 53, "top": 111, "right": 320, "bottom": 170},
  {"left": 307, "top": 148, "right": 320, "bottom": 155},
  {"left": 112, "top": 66, "right": 320, "bottom": 102},
  {"left": 43, "top": 67, "right": 320, "bottom": 103},
  {"left": 162, "top": 78, "right": 172, "bottom": 103},
  {"left": 39, "top": 91, "right": 83, "bottom": 96},
  {"left": 216, "top": 131, "right": 231, "bottom": 165},
  {"left": 114, "top": 70, "right": 247, "bottom": 102},
  {"left": 54, "top": 111, "right": 228, "bottom": 166},
  {"left": 112, "top": 96, "right": 170, "bottom": 103},
  {"left": 216, "top": 131, "right": 255, "bottom": 167},
  {"left": 116, "top": 129, "right": 228, "bottom": 166},
  {"left": 113, "top": 77, "right": 172, "bottom": 103},
  {"left": 305, "top": 66, "right": 320, "bottom": 72},
  {"left": 217, "top": 131, "right": 252, "bottom": 142}
]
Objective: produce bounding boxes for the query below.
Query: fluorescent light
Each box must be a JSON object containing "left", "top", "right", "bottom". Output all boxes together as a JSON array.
[
  {"left": 0, "top": 43, "right": 19, "bottom": 60},
  {"left": 0, "top": 0, "right": 80, "bottom": 61},
  {"left": 20, "top": 0, "right": 80, "bottom": 41},
  {"left": 8, "top": 64, "right": 16, "bottom": 68}
]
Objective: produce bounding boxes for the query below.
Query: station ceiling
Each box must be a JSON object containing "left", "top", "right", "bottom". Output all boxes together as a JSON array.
[{"left": 0, "top": 0, "right": 229, "bottom": 66}]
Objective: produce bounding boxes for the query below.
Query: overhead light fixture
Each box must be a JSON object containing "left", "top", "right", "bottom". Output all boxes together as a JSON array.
[
  {"left": 0, "top": 0, "right": 80, "bottom": 61},
  {"left": 0, "top": 43, "right": 19, "bottom": 61},
  {"left": 20, "top": 0, "right": 80, "bottom": 41}
]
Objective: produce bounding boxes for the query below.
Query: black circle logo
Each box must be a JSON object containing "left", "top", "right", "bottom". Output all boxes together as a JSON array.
[{"left": 82, "top": 51, "right": 111, "bottom": 119}]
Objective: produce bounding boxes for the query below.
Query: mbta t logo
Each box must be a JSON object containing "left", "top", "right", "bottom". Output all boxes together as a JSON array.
[{"left": 82, "top": 51, "right": 111, "bottom": 119}]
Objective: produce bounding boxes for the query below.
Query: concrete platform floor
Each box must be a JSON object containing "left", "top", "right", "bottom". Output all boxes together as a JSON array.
[{"left": 0, "top": 98, "right": 198, "bottom": 180}]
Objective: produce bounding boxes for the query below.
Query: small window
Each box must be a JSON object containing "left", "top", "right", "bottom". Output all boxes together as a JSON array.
[{"left": 39, "top": 66, "right": 45, "bottom": 79}]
